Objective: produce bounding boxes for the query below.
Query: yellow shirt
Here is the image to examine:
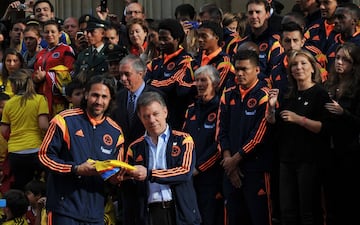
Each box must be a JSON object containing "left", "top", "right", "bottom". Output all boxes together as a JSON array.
[
  {"left": 2, "top": 217, "right": 29, "bottom": 225},
  {"left": 0, "top": 135, "right": 7, "bottom": 163},
  {"left": 0, "top": 75, "right": 14, "bottom": 97},
  {"left": 1, "top": 94, "right": 49, "bottom": 152}
]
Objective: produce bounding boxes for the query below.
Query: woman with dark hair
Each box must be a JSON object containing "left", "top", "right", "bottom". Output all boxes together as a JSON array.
[
  {"left": 0, "top": 48, "right": 24, "bottom": 97},
  {"left": 323, "top": 42, "right": 360, "bottom": 224},
  {"left": 0, "top": 68, "right": 49, "bottom": 190},
  {"left": 33, "top": 19, "right": 76, "bottom": 117},
  {"left": 266, "top": 49, "right": 332, "bottom": 225}
]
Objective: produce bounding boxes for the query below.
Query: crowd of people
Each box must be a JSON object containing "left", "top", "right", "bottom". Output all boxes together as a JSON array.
[{"left": 0, "top": 0, "right": 360, "bottom": 225}]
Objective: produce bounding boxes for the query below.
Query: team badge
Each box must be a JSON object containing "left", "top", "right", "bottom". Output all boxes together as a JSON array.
[
  {"left": 259, "top": 43, "right": 268, "bottom": 51},
  {"left": 207, "top": 113, "right": 216, "bottom": 122},
  {"left": 247, "top": 98, "right": 257, "bottom": 108},
  {"left": 103, "top": 134, "right": 113, "bottom": 146},
  {"left": 52, "top": 52, "right": 60, "bottom": 59},
  {"left": 171, "top": 145, "right": 181, "bottom": 157},
  {"left": 167, "top": 62, "right": 175, "bottom": 71}
]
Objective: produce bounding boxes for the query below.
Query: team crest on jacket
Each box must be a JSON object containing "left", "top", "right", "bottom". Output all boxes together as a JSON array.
[
  {"left": 259, "top": 43, "right": 268, "bottom": 51},
  {"left": 247, "top": 98, "right": 257, "bottom": 108},
  {"left": 103, "top": 134, "right": 113, "bottom": 146},
  {"left": 167, "top": 62, "right": 175, "bottom": 71},
  {"left": 171, "top": 145, "right": 181, "bottom": 157},
  {"left": 207, "top": 113, "right": 216, "bottom": 122},
  {"left": 52, "top": 52, "right": 60, "bottom": 58}
]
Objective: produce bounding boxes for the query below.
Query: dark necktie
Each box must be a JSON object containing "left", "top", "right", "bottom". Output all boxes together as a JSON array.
[
  {"left": 93, "top": 49, "right": 98, "bottom": 57},
  {"left": 128, "top": 93, "right": 136, "bottom": 125}
]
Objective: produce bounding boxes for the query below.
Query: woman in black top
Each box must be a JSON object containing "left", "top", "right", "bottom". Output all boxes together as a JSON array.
[
  {"left": 323, "top": 42, "right": 360, "bottom": 225},
  {"left": 267, "top": 49, "right": 332, "bottom": 225}
]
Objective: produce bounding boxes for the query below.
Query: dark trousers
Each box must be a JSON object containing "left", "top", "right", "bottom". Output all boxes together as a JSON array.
[
  {"left": 224, "top": 171, "right": 271, "bottom": 225},
  {"left": 279, "top": 162, "right": 319, "bottom": 225},
  {"left": 148, "top": 201, "right": 176, "bottom": 225},
  {"left": 8, "top": 152, "right": 44, "bottom": 190},
  {"left": 48, "top": 211, "right": 104, "bottom": 225},
  {"left": 194, "top": 181, "right": 224, "bottom": 225}
]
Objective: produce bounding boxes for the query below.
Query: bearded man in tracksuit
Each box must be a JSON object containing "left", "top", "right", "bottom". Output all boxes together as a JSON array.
[{"left": 39, "top": 76, "right": 124, "bottom": 225}]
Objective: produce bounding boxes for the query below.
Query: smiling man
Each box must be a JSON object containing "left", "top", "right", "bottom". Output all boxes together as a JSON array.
[{"left": 39, "top": 75, "right": 124, "bottom": 225}]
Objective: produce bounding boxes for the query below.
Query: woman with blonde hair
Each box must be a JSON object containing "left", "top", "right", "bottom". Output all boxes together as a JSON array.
[
  {"left": 1, "top": 68, "right": 49, "bottom": 190},
  {"left": 126, "top": 18, "right": 148, "bottom": 56},
  {"left": 266, "top": 49, "right": 332, "bottom": 225}
]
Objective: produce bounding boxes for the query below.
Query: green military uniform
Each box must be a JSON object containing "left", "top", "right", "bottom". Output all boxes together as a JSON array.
[
  {"left": 73, "top": 16, "right": 109, "bottom": 80},
  {"left": 74, "top": 44, "right": 109, "bottom": 77}
]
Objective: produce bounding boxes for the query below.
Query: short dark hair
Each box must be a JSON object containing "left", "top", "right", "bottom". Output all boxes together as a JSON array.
[
  {"left": 65, "top": 79, "right": 84, "bottom": 97},
  {"left": 24, "top": 180, "right": 46, "bottom": 197},
  {"left": 3, "top": 189, "right": 29, "bottom": 219},
  {"left": 337, "top": 2, "right": 360, "bottom": 21},
  {"left": 246, "top": 0, "right": 271, "bottom": 13},
  {"left": 43, "top": 19, "right": 61, "bottom": 31},
  {"left": 158, "top": 18, "right": 185, "bottom": 44},
  {"left": 33, "top": 0, "right": 54, "bottom": 12},
  {"left": 280, "top": 21, "right": 304, "bottom": 39},
  {"left": 199, "top": 3, "right": 223, "bottom": 23},
  {"left": 175, "top": 3, "right": 196, "bottom": 20},
  {"left": 199, "top": 21, "right": 223, "bottom": 46},
  {"left": 233, "top": 50, "right": 259, "bottom": 66}
]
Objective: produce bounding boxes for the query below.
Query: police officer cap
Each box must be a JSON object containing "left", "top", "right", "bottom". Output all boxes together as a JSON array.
[
  {"left": 86, "top": 17, "right": 109, "bottom": 31},
  {"left": 105, "top": 44, "right": 129, "bottom": 62}
]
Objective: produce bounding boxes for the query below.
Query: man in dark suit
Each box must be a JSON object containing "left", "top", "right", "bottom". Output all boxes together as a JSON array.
[
  {"left": 110, "top": 54, "right": 161, "bottom": 225},
  {"left": 111, "top": 54, "right": 157, "bottom": 150}
]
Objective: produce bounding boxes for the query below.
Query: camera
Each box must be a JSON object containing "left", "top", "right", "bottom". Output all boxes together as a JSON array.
[
  {"left": 187, "top": 21, "right": 200, "bottom": 29},
  {"left": 17, "top": 3, "right": 27, "bottom": 10},
  {"left": 100, "top": 0, "right": 107, "bottom": 12},
  {"left": 76, "top": 31, "right": 84, "bottom": 40}
]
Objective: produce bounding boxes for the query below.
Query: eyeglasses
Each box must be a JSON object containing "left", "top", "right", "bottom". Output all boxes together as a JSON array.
[{"left": 126, "top": 10, "right": 142, "bottom": 15}]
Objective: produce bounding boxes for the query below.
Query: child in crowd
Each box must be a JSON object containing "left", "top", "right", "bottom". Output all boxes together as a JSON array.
[
  {"left": 0, "top": 189, "right": 29, "bottom": 225},
  {"left": 24, "top": 180, "right": 46, "bottom": 225},
  {"left": 65, "top": 79, "right": 84, "bottom": 109}
]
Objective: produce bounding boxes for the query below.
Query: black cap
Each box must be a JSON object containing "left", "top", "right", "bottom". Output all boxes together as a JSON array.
[
  {"left": 86, "top": 17, "right": 109, "bottom": 31},
  {"left": 105, "top": 44, "right": 128, "bottom": 62}
]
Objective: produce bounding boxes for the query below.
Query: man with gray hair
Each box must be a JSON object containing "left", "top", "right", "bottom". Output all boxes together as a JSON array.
[{"left": 111, "top": 55, "right": 163, "bottom": 225}]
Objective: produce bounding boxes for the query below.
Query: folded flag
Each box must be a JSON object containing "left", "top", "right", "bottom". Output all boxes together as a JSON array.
[{"left": 87, "top": 159, "right": 136, "bottom": 180}]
